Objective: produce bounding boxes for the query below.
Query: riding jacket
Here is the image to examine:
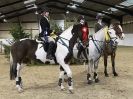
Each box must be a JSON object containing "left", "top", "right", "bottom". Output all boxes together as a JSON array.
[
  {"left": 94, "top": 22, "right": 105, "bottom": 33},
  {"left": 65, "top": 23, "right": 89, "bottom": 63},
  {"left": 40, "top": 16, "right": 52, "bottom": 37}
]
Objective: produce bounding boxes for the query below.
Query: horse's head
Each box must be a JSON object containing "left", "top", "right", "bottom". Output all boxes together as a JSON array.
[
  {"left": 107, "top": 23, "right": 125, "bottom": 46},
  {"left": 109, "top": 23, "right": 125, "bottom": 40}
]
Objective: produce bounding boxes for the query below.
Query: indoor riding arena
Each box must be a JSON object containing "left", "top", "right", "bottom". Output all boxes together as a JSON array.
[{"left": 0, "top": 0, "right": 133, "bottom": 99}]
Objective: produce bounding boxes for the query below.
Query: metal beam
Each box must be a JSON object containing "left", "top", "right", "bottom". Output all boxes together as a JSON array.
[
  {"left": 0, "top": 0, "right": 24, "bottom": 8},
  {"left": 52, "top": 0, "right": 120, "bottom": 20},
  {"left": 0, "top": 0, "right": 50, "bottom": 19},
  {"left": 0, "top": 5, "right": 34, "bottom": 16},
  {"left": 47, "top": 5, "right": 96, "bottom": 18},
  {"left": 86, "top": 0, "right": 133, "bottom": 16},
  {"left": 77, "top": 5, "right": 120, "bottom": 20},
  {"left": 5, "top": 9, "right": 35, "bottom": 20},
  {"left": 48, "top": 4, "right": 111, "bottom": 23}
]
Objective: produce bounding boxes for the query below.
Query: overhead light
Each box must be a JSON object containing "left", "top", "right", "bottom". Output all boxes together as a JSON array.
[
  {"left": 71, "top": 4, "right": 77, "bottom": 8},
  {"left": 3, "top": 19, "right": 7, "bottom": 22},
  {"left": 0, "top": 15, "right": 5, "bottom": 18},
  {"left": 24, "top": 0, "right": 37, "bottom": 10},
  {"left": 67, "top": 4, "right": 78, "bottom": 9},
  {"left": 115, "top": 5, "right": 125, "bottom": 8},
  {"left": 102, "top": 11, "right": 110, "bottom": 14},
  {"left": 66, "top": 10, "right": 69, "bottom": 14},
  {"left": 35, "top": 11, "right": 38, "bottom": 14},
  {"left": 26, "top": 4, "right": 38, "bottom": 10},
  {"left": 72, "top": 0, "right": 84, "bottom": 3},
  {"left": 107, "top": 7, "right": 118, "bottom": 12},
  {"left": 24, "top": 0, "right": 36, "bottom": 5}
]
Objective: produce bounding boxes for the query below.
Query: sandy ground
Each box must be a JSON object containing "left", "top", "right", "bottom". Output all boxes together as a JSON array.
[{"left": 0, "top": 46, "right": 133, "bottom": 99}]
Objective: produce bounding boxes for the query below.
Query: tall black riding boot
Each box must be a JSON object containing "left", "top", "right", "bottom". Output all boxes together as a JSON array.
[
  {"left": 77, "top": 46, "right": 84, "bottom": 59},
  {"left": 77, "top": 50, "right": 82, "bottom": 59},
  {"left": 46, "top": 41, "right": 55, "bottom": 60}
]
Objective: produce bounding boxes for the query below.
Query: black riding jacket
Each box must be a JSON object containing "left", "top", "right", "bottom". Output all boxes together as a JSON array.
[{"left": 40, "top": 16, "right": 52, "bottom": 36}]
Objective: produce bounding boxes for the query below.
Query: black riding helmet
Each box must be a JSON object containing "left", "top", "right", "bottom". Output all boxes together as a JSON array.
[
  {"left": 40, "top": 7, "right": 50, "bottom": 14},
  {"left": 96, "top": 13, "right": 104, "bottom": 20},
  {"left": 77, "top": 15, "right": 85, "bottom": 22}
]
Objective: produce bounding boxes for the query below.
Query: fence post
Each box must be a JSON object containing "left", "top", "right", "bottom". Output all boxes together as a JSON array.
[{"left": 0, "top": 41, "right": 2, "bottom": 53}]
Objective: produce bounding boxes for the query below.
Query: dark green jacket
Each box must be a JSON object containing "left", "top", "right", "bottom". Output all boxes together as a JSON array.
[{"left": 94, "top": 22, "right": 105, "bottom": 33}]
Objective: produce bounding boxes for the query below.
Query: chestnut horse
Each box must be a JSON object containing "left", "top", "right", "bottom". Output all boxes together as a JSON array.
[{"left": 103, "top": 23, "right": 125, "bottom": 77}]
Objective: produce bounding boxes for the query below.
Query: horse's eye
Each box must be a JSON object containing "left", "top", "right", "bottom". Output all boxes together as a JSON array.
[{"left": 109, "top": 32, "right": 112, "bottom": 34}]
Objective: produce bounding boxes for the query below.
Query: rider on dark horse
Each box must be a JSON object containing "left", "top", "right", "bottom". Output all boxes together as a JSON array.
[
  {"left": 39, "top": 8, "right": 56, "bottom": 60},
  {"left": 77, "top": 16, "right": 89, "bottom": 61},
  {"left": 65, "top": 15, "right": 89, "bottom": 63}
]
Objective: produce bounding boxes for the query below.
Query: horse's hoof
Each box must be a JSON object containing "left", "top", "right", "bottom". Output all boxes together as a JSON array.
[
  {"left": 60, "top": 86, "right": 65, "bottom": 91},
  {"left": 105, "top": 74, "right": 109, "bottom": 77},
  {"left": 45, "top": 61, "right": 50, "bottom": 64},
  {"left": 68, "top": 86, "right": 74, "bottom": 94},
  {"left": 95, "top": 78, "right": 100, "bottom": 83},
  {"left": 87, "top": 80, "right": 92, "bottom": 84},
  {"left": 18, "top": 88, "right": 24, "bottom": 93},
  {"left": 114, "top": 72, "right": 118, "bottom": 76},
  {"left": 16, "top": 85, "right": 24, "bottom": 93},
  {"left": 61, "top": 88, "right": 65, "bottom": 91}
]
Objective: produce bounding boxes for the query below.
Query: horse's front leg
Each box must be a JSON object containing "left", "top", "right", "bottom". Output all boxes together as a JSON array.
[
  {"left": 63, "top": 64, "right": 73, "bottom": 93},
  {"left": 58, "top": 66, "right": 65, "bottom": 90},
  {"left": 87, "top": 60, "right": 93, "bottom": 84},
  {"left": 93, "top": 60, "right": 100, "bottom": 83},
  {"left": 111, "top": 54, "right": 118, "bottom": 76},
  {"left": 58, "top": 62, "right": 73, "bottom": 93},
  {"left": 104, "top": 55, "right": 109, "bottom": 77},
  {"left": 16, "top": 63, "right": 23, "bottom": 92}
]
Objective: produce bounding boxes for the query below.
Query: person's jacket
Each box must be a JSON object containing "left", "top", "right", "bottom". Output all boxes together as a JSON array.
[
  {"left": 40, "top": 16, "right": 52, "bottom": 37},
  {"left": 94, "top": 22, "right": 105, "bottom": 33}
]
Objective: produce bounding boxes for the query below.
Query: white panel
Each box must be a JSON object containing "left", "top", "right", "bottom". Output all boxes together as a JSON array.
[
  {"left": 52, "top": 20, "right": 64, "bottom": 30},
  {"left": 118, "top": 34, "right": 133, "bottom": 46}
]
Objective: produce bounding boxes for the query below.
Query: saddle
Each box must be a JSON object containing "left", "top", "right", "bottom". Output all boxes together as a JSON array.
[{"left": 37, "top": 36, "right": 57, "bottom": 57}]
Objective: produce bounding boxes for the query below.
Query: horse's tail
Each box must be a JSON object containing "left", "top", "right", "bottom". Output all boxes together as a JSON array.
[{"left": 10, "top": 51, "right": 17, "bottom": 80}]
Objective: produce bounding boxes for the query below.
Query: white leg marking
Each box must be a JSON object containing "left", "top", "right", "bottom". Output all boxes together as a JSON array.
[
  {"left": 15, "top": 63, "right": 23, "bottom": 92},
  {"left": 59, "top": 71, "right": 65, "bottom": 90}
]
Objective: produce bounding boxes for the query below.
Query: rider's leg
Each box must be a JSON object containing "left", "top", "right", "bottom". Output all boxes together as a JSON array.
[
  {"left": 82, "top": 48, "right": 88, "bottom": 62},
  {"left": 77, "top": 45, "right": 84, "bottom": 59},
  {"left": 46, "top": 37, "right": 55, "bottom": 60}
]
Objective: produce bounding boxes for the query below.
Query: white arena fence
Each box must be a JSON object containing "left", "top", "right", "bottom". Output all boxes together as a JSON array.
[
  {"left": 0, "top": 38, "right": 13, "bottom": 53},
  {"left": 118, "top": 33, "right": 133, "bottom": 46},
  {"left": 0, "top": 33, "right": 133, "bottom": 53}
]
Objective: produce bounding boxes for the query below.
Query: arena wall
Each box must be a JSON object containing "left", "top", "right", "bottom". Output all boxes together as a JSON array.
[{"left": 0, "top": 14, "right": 132, "bottom": 46}]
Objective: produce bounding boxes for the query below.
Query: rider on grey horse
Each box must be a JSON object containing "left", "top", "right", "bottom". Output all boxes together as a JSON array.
[
  {"left": 39, "top": 8, "right": 56, "bottom": 60},
  {"left": 94, "top": 13, "right": 106, "bottom": 33}
]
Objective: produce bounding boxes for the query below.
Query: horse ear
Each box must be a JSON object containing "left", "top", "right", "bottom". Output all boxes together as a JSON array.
[{"left": 109, "top": 24, "right": 113, "bottom": 28}]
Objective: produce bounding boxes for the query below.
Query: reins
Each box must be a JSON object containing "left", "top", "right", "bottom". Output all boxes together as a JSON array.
[{"left": 57, "top": 36, "right": 69, "bottom": 49}]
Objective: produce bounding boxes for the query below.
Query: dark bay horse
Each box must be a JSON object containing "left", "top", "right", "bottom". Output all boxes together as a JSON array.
[
  {"left": 103, "top": 23, "right": 125, "bottom": 77},
  {"left": 10, "top": 38, "right": 56, "bottom": 92}
]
